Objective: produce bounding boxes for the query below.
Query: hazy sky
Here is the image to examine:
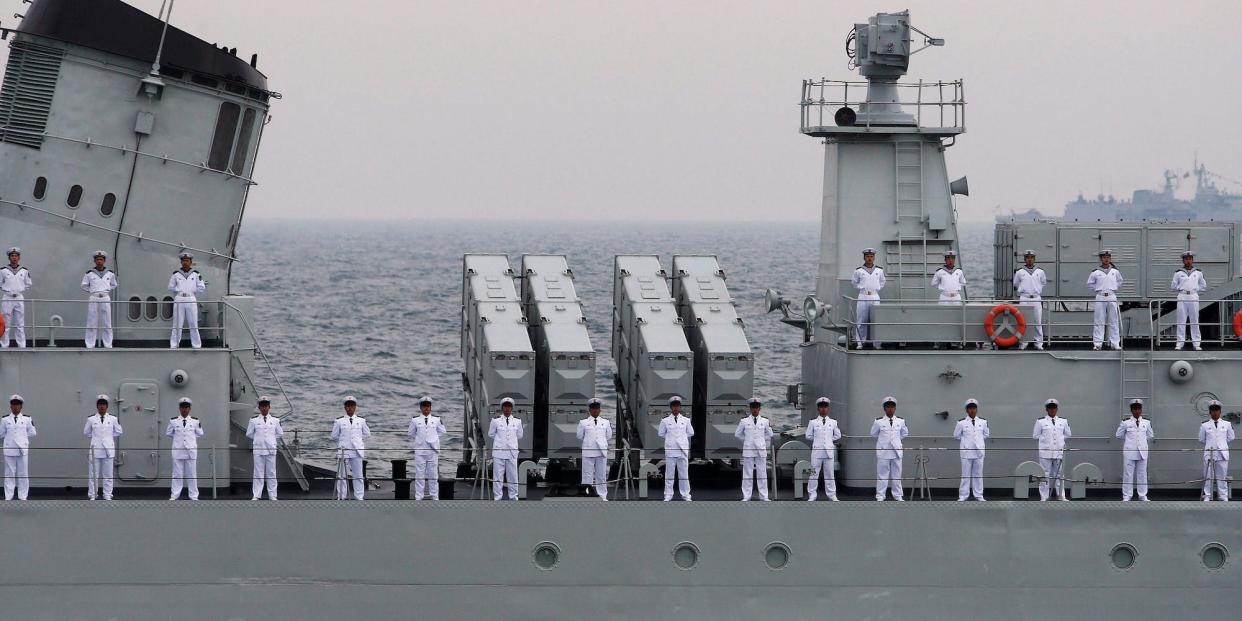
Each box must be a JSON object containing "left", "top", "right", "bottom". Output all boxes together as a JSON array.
[{"left": 5, "top": 1, "right": 1241, "bottom": 222}]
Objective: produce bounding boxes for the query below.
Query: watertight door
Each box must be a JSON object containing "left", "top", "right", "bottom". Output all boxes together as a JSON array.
[{"left": 116, "top": 381, "right": 159, "bottom": 481}]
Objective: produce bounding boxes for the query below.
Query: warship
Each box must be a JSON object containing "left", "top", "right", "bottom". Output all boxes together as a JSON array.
[{"left": 1, "top": 2, "right": 1241, "bottom": 619}]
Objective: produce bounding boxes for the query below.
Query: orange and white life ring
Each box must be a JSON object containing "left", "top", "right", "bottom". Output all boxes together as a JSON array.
[
  {"left": 1233, "top": 310, "right": 1242, "bottom": 338},
  {"left": 985, "top": 303, "right": 1026, "bottom": 348},
  {"left": 0, "top": 313, "right": 5, "bottom": 338}
]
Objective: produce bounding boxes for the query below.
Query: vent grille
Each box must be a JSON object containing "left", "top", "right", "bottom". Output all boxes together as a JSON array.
[{"left": 0, "top": 41, "right": 64, "bottom": 149}]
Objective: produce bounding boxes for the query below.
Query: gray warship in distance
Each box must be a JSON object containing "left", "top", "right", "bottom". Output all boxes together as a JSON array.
[{"left": 2, "top": 3, "right": 1242, "bottom": 619}]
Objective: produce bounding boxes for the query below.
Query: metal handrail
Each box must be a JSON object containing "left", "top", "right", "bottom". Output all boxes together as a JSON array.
[
  {"left": 0, "top": 297, "right": 227, "bottom": 349},
  {"left": 800, "top": 78, "right": 966, "bottom": 132}
]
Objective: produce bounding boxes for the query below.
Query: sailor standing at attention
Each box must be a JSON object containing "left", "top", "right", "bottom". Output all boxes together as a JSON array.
[
  {"left": 953, "top": 398, "right": 989, "bottom": 501},
  {"left": 1, "top": 247, "right": 32, "bottom": 348},
  {"left": 1116, "top": 399, "right": 1154, "bottom": 501},
  {"left": 1170, "top": 251, "right": 1208, "bottom": 351},
  {"left": 1199, "top": 400, "right": 1233, "bottom": 501},
  {"left": 1086, "top": 250, "right": 1123, "bottom": 350},
  {"left": 488, "top": 397, "right": 523, "bottom": 501},
  {"left": 245, "top": 396, "right": 284, "bottom": 500},
  {"left": 166, "top": 397, "right": 204, "bottom": 500},
  {"left": 931, "top": 250, "right": 967, "bottom": 305},
  {"left": 805, "top": 396, "right": 841, "bottom": 501},
  {"left": 870, "top": 397, "right": 908, "bottom": 501},
  {"left": 575, "top": 398, "right": 613, "bottom": 500},
  {"left": 851, "top": 248, "right": 886, "bottom": 349},
  {"left": 0, "top": 395, "right": 36, "bottom": 500},
  {"left": 168, "top": 252, "right": 206, "bottom": 349},
  {"left": 407, "top": 396, "right": 446, "bottom": 501},
  {"left": 1033, "top": 398, "right": 1072, "bottom": 501},
  {"left": 658, "top": 396, "right": 694, "bottom": 501},
  {"left": 735, "top": 398, "right": 773, "bottom": 501},
  {"left": 1012, "top": 250, "right": 1047, "bottom": 350},
  {"left": 84, "top": 395, "right": 122, "bottom": 500},
  {"left": 331, "top": 396, "right": 371, "bottom": 501},
  {"left": 81, "top": 250, "right": 118, "bottom": 348}
]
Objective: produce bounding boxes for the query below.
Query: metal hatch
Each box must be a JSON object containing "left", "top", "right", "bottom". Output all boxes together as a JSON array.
[{"left": 116, "top": 381, "right": 159, "bottom": 481}]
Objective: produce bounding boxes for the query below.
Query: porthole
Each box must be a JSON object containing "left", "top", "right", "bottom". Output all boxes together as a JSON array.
[
  {"left": 144, "top": 296, "right": 158, "bottom": 320},
  {"left": 161, "top": 296, "right": 174, "bottom": 320},
  {"left": 67, "top": 184, "right": 83, "bottom": 208},
  {"left": 32, "top": 177, "right": 47, "bottom": 200},
  {"left": 127, "top": 296, "right": 142, "bottom": 321},
  {"left": 100, "top": 193, "right": 116, "bottom": 217},
  {"left": 1202, "top": 543, "right": 1228, "bottom": 570},
  {"left": 532, "top": 542, "right": 561, "bottom": 570},
  {"left": 1110, "top": 543, "right": 1137, "bottom": 570},
  {"left": 764, "top": 542, "right": 791, "bottom": 570},
  {"left": 672, "top": 542, "right": 700, "bottom": 570}
]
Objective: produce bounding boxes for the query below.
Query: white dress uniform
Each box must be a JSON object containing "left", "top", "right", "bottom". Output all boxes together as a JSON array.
[
  {"left": 0, "top": 411, "right": 36, "bottom": 500},
  {"left": 407, "top": 413, "right": 446, "bottom": 500},
  {"left": 0, "top": 262, "right": 32, "bottom": 348},
  {"left": 488, "top": 414, "right": 524, "bottom": 500},
  {"left": 804, "top": 413, "right": 841, "bottom": 501},
  {"left": 851, "top": 265, "right": 886, "bottom": 346},
  {"left": 931, "top": 265, "right": 967, "bottom": 304},
  {"left": 245, "top": 413, "right": 284, "bottom": 500},
  {"left": 1086, "top": 264, "right": 1123, "bottom": 349},
  {"left": 870, "top": 413, "right": 909, "bottom": 501},
  {"left": 1012, "top": 265, "right": 1047, "bottom": 348},
  {"left": 1115, "top": 415, "right": 1154, "bottom": 501},
  {"left": 575, "top": 414, "right": 614, "bottom": 500},
  {"left": 167, "top": 267, "right": 206, "bottom": 348},
  {"left": 1199, "top": 417, "right": 1234, "bottom": 501},
  {"left": 165, "top": 414, "right": 204, "bottom": 500},
  {"left": 330, "top": 414, "right": 372, "bottom": 500},
  {"left": 1033, "top": 414, "right": 1072, "bottom": 500},
  {"left": 953, "top": 414, "right": 990, "bottom": 501},
  {"left": 734, "top": 414, "right": 773, "bottom": 501},
  {"left": 658, "top": 412, "right": 694, "bottom": 501},
  {"left": 83, "top": 410, "right": 122, "bottom": 500},
  {"left": 81, "top": 267, "right": 118, "bottom": 348},
  {"left": 1170, "top": 266, "right": 1208, "bottom": 349}
]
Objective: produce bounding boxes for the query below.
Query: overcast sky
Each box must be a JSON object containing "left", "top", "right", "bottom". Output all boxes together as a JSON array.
[{"left": 6, "top": 1, "right": 1241, "bottom": 222}]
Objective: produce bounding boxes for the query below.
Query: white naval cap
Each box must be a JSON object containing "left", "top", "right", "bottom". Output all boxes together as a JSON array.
[
  {"left": 500, "top": 397, "right": 515, "bottom": 406},
  {"left": 1182, "top": 250, "right": 1195, "bottom": 258},
  {"left": 1129, "top": 398, "right": 1143, "bottom": 407},
  {"left": 964, "top": 398, "right": 979, "bottom": 408},
  {"left": 862, "top": 247, "right": 877, "bottom": 255},
  {"left": 748, "top": 397, "right": 762, "bottom": 407},
  {"left": 418, "top": 395, "right": 433, "bottom": 405},
  {"left": 1209, "top": 400, "right": 1223, "bottom": 410},
  {"left": 93, "top": 250, "right": 108, "bottom": 259},
  {"left": 179, "top": 251, "right": 193, "bottom": 259},
  {"left": 8, "top": 394, "right": 22, "bottom": 403},
  {"left": 816, "top": 396, "right": 832, "bottom": 406},
  {"left": 668, "top": 395, "right": 683, "bottom": 405},
  {"left": 1098, "top": 249, "right": 1112, "bottom": 256},
  {"left": 343, "top": 395, "right": 357, "bottom": 405},
  {"left": 588, "top": 398, "right": 602, "bottom": 408},
  {"left": 257, "top": 395, "right": 272, "bottom": 405},
  {"left": 1044, "top": 398, "right": 1059, "bottom": 407},
  {"left": 178, "top": 397, "right": 192, "bottom": 406},
  {"left": 5, "top": 246, "right": 20, "bottom": 255},
  {"left": 96, "top": 394, "right": 110, "bottom": 403},
  {"left": 944, "top": 250, "right": 957, "bottom": 257},
  {"left": 1023, "top": 249, "right": 1036, "bottom": 257},
  {"left": 881, "top": 396, "right": 897, "bottom": 406}
]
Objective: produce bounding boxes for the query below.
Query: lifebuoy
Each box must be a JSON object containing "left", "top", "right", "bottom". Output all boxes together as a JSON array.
[
  {"left": 985, "top": 303, "right": 1026, "bottom": 348},
  {"left": 1233, "top": 310, "right": 1242, "bottom": 338},
  {"left": 0, "top": 313, "right": 5, "bottom": 338}
]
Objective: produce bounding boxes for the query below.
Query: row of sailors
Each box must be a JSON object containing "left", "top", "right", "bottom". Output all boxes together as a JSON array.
[
  {"left": 0, "top": 248, "right": 207, "bottom": 349},
  {"left": 852, "top": 247, "right": 1210, "bottom": 350}
]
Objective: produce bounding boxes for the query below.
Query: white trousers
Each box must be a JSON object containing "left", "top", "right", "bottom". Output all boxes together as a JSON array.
[
  {"left": 4, "top": 453, "right": 29, "bottom": 500},
  {"left": 170, "top": 297, "right": 201, "bottom": 348},
  {"left": 1038, "top": 457, "right": 1066, "bottom": 500},
  {"left": 959, "top": 457, "right": 984, "bottom": 500},
  {"left": 664, "top": 456, "right": 691, "bottom": 501},
  {"left": 741, "top": 454, "right": 769, "bottom": 501},
  {"left": 1122, "top": 458, "right": 1148, "bottom": 499},
  {"left": 1019, "top": 298, "right": 1044, "bottom": 345},
  {"left": 88, "top": 456, "right": 114, "bottom": 499},
  {"left": 492, "top": 457, "right": 518, "bottom": 500},
  {"left": 414, "top": 449, "right": 439, "bottom": 500},
  {"left": 1204, "top": 457, "right": 1229, "bottom": 500},
  {"left": 876, "top": 456, "right": 903, "bottom": 500},
  {"left": 170, "top": 457, "right": 199, "bottom": 500},
  {"left": 1, "top": 298, "right": 25, "bottom": 347},
  {"left": 581, "top": 455, "right": 608, "bottom": 500},
  {"left": 1176, "top": 300, "right": 1201, "bottom": 347},
  {"left": 336, "top": 456, "right": 365, "bottom": 500},
  {"left": 807, "top": 455, "right": 836, "bottom": 500},
  {"left": 85, "top": 295, "right": 113, "bottom": 348},
  {"left": 252, "top": 452, "right": 277, "bottom": 499},
  {"left": 938, "top": 293, "right": 963, "bottom": 305},
  {"left": 855, "top": 300, "right": 877, "bottom": 345},
  {"left": 1092, "top": 297, "right": 1121, "bottom": 347}
]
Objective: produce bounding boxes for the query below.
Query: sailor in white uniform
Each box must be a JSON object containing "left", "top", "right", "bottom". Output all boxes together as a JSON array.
[
  {"left": 804, "top": 396, "right": 841, "bottom": 501},
  {"left": 1, "top": 395, "right": 36, "bottom": 500},
  {"left": 245, "top": 396, "right": 284, "bottom": 500},
  {"left": 575, "top": 398, "right": 613, "bottom": 500},
  {"left": 1116, "top": 399, "right": 1154, "bottom": 501},
  {"left": 735, "top": 397, "right": 773, "bottom": 501},
  {"left": 1, "top": 247, "right": 32, "bottom": 348},
  {"left": 166, "top": 397, "right": 204, "bottom": 500},
  {"left": 870, "top": 396, "right": 908, "bottom": 501},
  {"left": 1033, "top": 398, "right": 1072, "bottom": 501},
  {"left": 168, "top": 252, "right": 206, "bottom": 349},
  {"left": 331, "top": 396, "right": 371, "bottom": 500},
  {"left": 1171, "top": 251, "right": 1208, "bottom": 351},
  {"left": 657, "top": 395, "right": 694, "bottom": 501},
  {"left": 1199, "top": 400, "right": 1233, "bottom": 501},
  {"left": 1012, "top": 250, "right": 1047, "bottom": 349},
  {"left": 81, "top": 250, "right": 118, "bottom": 348},
  {"left": 1086, "top": 250, "right": 1123, "bottom": 350},
  {"left": 953, "top": 398, "right": 990, "bottom": 501},
  {"left": 851, "top": 248, "right": 886, "bottom": 349},
  {"left": 407, "top": 396, "right": 446, "bottom": 500},
  {"left": 931, "top": 250, "right": 967, "bottom": 305},
  {"left": 83, "top": 395, "right": 122, "bottom": 500},
  {"left": 488, "top": 397, "right": 523, "bottom": 501}
]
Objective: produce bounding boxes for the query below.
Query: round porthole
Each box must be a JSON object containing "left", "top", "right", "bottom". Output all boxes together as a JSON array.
[
  {"left": 764, "top": 542, "right": 791, "bottom": 570},
  {"left": 1110, "top": 543, "right": 1137, "bottom": 570},
  {"left": 672, "top": 542, "right": 700, "bottom": 570},
  {"left": 1202, "top": 543, "right": 1228, "bottom": 570},
  {"left": 532, "top": 542, "right": 560, "bottom": 570}
]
